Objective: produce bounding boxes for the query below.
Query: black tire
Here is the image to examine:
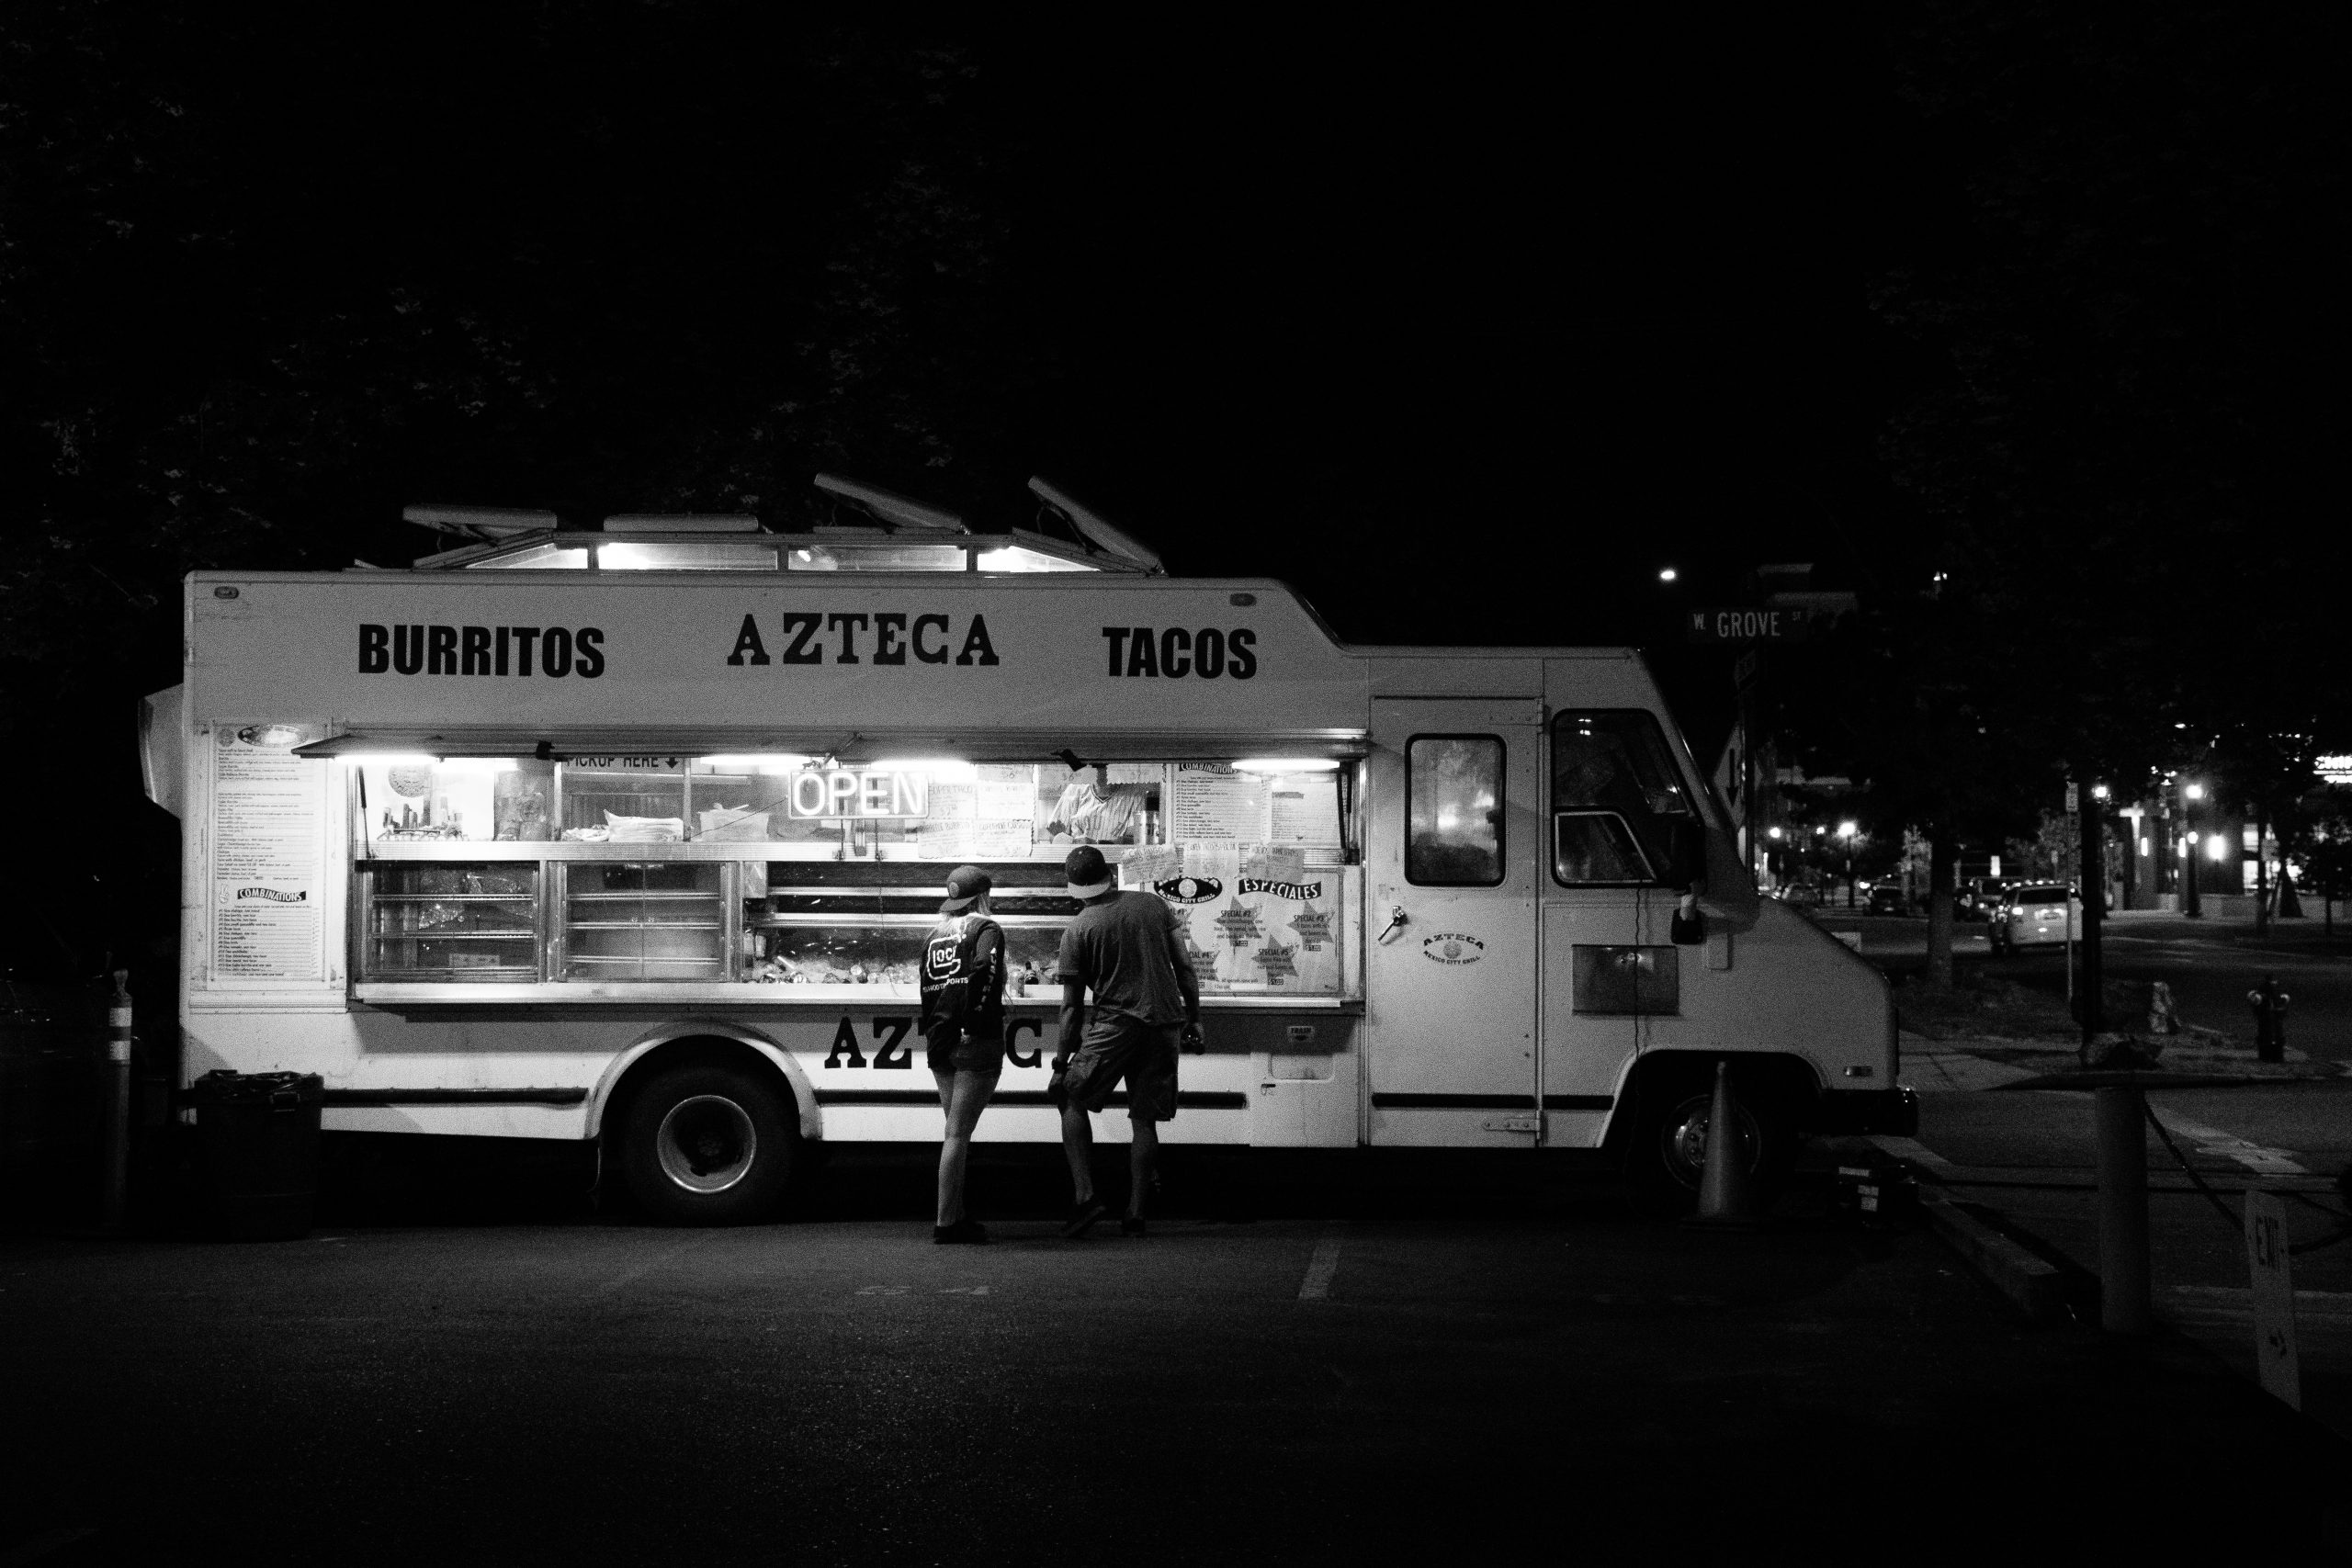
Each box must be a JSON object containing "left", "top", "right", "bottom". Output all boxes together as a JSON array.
[
  {"left": 618, "top": 1064, "right": 797, "bottom": 1225},
  {"left": 1623, "top": 1069, "right": 1794, "bottom": 1216}
]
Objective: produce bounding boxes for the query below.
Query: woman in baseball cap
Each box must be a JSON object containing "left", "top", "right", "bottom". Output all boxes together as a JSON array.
[{"left": 919, "top": 865, "right": 1005, "bottom": 1244}]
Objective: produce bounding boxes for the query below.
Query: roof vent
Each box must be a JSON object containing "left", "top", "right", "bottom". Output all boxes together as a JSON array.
[
  {"left": 1028, "top": 477, "right": 1164, "bottom": 573},
  {"left": 812, "top": 473, "right": 969, "bottom": 534},
  {"left": 601, "top": 514, "right": 764, "bottom": 533},
  {"left": 402, "top": 504, "right": 559, "bottom": 540}
]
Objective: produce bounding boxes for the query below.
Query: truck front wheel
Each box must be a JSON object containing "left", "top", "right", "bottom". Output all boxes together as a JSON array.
[
  {"left": 618, "top": 1064, "right": 797, "bottom": 1224},
  {"left": 1624, "top": 1073, "right": 1792, "bottom": 1215}
]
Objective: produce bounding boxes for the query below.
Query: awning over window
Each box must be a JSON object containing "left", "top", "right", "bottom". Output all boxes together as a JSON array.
[{"left": 292, "top": 727, "right": 1370, "bottom": 763}]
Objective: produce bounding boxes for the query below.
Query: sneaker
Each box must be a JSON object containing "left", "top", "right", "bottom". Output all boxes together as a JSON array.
[
  {"left": 1119, "top": 1217, "right": 1147, "bottom": 1237},
  {"left": 933, "top": 1219, "right": 989, "bottom": 1245},
  {"left": 1060, "top": 1198, "right": 1109, "bottom": 1238}
]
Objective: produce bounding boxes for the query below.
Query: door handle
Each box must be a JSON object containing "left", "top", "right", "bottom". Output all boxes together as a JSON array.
[{"left": 1376, "top": 905, "right": 1408, "bottom": 944}]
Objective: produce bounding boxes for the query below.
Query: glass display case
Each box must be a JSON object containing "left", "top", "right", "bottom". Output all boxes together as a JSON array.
[
  {"left": 348, "top": 756, "right": 1361, "bottom": 998},
  {"left": 561, "top": 862, "right": 730, "bottom": 981},
  {"left": 745, "top": 862, "right": 1074, "bottom": 989},
  {"left": 357, "top": 863, "right": 540, "bottom": 982}
]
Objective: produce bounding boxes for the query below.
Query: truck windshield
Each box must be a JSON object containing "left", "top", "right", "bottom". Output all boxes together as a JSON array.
[{"left": 1552, "top": 711, "right": 1696, "bottom": 886}]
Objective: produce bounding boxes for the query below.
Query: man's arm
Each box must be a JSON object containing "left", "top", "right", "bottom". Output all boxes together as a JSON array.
[
  {"left": 1165, "top": 910, "right": 1203, "bottom": 1047},
  {"left": 1055, "top": 978, "right": 1087, "bottom": 1066}
]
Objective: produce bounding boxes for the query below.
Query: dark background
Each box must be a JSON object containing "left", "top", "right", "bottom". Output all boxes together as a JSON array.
[{"left": 7, "top": 6, "right": 2341, "bottom": 978}]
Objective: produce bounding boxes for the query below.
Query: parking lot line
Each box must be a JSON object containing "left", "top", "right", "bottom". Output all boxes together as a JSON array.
[
  {"left": 2147, "top": 1107, "right": 2309, "bottom": 1176},
  {"left": 1298, "top": 1223, "right": 1346, "bottom": 1300}
]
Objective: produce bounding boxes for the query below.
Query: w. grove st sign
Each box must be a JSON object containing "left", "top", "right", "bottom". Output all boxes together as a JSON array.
[{"left": 1687, "top": 607, "right": 1827, "bottom": 642}]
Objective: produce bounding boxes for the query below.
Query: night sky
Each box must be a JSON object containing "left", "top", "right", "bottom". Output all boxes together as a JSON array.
[
  {"left": 21, "top": 9, "right": 1867, "bottom": 672},
  {"left": 4, "top": 10, "right": 1974, "bottom": 970}
]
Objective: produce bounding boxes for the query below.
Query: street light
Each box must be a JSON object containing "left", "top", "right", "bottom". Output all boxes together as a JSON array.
[
  {"left": 1838, "top": 820, "right": 1860, "bottom": 908},
  {"left": 2180, "top": 779, "right": 2204, "bottom": 918}
]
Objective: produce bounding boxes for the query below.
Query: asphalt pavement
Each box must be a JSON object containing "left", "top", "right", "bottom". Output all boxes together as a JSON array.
[
  {"left": 5, "top": 1144, "right": 2349, "bottom": 1563},
  {"left": 6, "top": 907, "right": 2346, "bottom": 1562}
]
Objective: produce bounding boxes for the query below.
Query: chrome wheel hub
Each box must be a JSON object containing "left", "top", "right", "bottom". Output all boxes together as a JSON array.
[{"left": 655, "top": 1094, "right": 757, "bottom": 1194}]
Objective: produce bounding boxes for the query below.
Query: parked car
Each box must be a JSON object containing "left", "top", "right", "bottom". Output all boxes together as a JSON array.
[
  {"left": 1959, "top": 876, "right": 2014, "bottom": 922},
  {"left": 1987, "top": 884, "right": 2075, "bottom": 953},
  {"left": 1865, "top": 884, "right": 1909, "bottom": 916},
  {"left": 1770, "top": 883, "right": 1822, "bottom": 909}
]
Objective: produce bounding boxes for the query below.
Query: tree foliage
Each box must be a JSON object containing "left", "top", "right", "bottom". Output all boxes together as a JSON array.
[
  {"left": 1775, "top": 4, "right": 2349, "bottom": 975},
  {"left": 0, "top": 8, "right": 1043, "bottom": 972}
]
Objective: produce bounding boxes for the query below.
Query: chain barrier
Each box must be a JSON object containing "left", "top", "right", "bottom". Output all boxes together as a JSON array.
[{"left": 2139, "top": 1099, "right": 2352, "bottom": 1258}]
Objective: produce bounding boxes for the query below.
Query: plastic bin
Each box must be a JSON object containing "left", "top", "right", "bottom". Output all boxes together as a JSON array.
[{"left": 190, "top": 1069, "right": 322, "bottom": 1240}]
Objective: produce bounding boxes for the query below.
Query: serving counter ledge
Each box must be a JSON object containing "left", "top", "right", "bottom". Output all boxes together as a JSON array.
[{"left": 350, "top": 983, "right": 1363, "bottom": 1010}]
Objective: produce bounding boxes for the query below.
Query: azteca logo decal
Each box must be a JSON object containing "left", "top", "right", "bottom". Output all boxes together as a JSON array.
[
  {"left": 1420, "top": 932, "right": 1485, "bottom": 965},
  {"left": 1155, "top": 876, "right": 1224, "bottom": 905}
]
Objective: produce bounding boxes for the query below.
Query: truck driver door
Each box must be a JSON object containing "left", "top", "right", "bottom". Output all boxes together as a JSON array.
[{"left": 1363, "top": 698, "right": 1542, "bottom": 1146}]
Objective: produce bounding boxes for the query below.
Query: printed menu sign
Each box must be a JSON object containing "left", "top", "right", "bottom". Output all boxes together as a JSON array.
[
  {"left": 209, "top": 727, "right": 327, "bottom": 985},
  {"left": 1170, "top": 763, "right": 1269, "bottom": 841}
]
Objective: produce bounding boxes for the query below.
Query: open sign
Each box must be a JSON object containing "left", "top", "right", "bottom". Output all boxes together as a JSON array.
[{"left": 786, "top": 769, "right": 931, "bottom": 819}]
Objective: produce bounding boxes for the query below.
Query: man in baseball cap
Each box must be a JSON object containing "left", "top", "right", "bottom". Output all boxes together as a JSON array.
[{"left": 1050, "top": 845, "right": 1203, "bottom": 1237}]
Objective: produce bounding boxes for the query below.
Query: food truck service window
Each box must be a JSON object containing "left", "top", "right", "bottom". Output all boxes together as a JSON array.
[
  {"left": 1405, "top": 736, "right": 1504, "bottom": 886},
  {"left": 347, "top": 754, "right": 1359, "bottom": 998},
  {"left": 1551, "top": 711, "right": 1700, "bottom": 886}
]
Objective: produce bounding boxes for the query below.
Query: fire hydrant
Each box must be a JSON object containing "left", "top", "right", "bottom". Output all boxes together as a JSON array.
[{"left": 2247, "top": 974, "right": 2290, "bottom": 1064}]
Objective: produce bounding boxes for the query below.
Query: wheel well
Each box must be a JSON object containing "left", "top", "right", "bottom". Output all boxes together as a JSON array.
[
  {"left": 598, "top": 1034, "right": 804, "bottom": 1145},
  {"left": 1605, "top": 1052, "right": 1822, "bottom": 1152}
]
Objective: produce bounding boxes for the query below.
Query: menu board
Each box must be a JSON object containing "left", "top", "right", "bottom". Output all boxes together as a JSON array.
[
  {"left": 1161, "top": 864, "right": 1346, "bottom": 994},
  {"left": 1170, "top": 763, "right": 1269, "bottom": 841},
  {"left": 209, "top": 726, "right": 328, "bottom": 985}
]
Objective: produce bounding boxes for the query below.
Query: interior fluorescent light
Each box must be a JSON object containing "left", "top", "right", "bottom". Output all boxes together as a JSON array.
[
  {"left": 869, "top": 758, "right": 978, "bottom": 781},
  {"left": 1230, "top": 757, "right": 1341, "bottom": 774},
  {"left": 700, "top": 754, "right": 815, "bottom": 773}
]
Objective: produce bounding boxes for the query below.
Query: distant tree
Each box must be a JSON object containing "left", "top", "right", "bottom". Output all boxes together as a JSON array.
[
  {"left": 1782, "top": 5, "right": 2352, "bottom": 985},
  {"left": 2298, "top": 786, "right": 2352, "bottom": 940},
  {"left": 0, "top": 11, "right": 1046, "bottom": 973}
]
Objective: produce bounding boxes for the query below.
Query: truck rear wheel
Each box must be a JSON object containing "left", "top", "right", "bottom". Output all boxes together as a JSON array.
[{"left": 618, "top": 1064, "right": 797, "bottom": 1225}]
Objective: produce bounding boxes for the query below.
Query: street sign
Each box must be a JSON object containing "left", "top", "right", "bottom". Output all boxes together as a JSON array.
[
  {"left": 2245, "top": 1190, "right": 2301, "bottom": 1409},
  {"left": 2065, "top": 782, "right": 2079, "bottom": 813},
  {"left": 1685, "top": 606, "right": 1842, "bottom": 644}
]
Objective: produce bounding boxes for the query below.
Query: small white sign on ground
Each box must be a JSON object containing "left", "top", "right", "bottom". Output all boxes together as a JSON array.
[{"left": 2244, "top": 1190, "right": 2300, "bottom": 1410}]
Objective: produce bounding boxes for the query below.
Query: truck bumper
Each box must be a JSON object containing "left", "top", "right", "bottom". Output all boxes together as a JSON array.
[{"left": 1809, "top": 1084, "right": 1919, "bottom": 1138}]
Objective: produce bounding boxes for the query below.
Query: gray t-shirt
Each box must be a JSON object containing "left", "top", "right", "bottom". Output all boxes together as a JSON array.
[{"left": 1055, "top": 890, "right": 1192, "bottom": 1027}]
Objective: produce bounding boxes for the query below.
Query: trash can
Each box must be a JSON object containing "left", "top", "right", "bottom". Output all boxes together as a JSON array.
[{"left": 190, "top": 1069, "right": 322, "bottom": 1240}]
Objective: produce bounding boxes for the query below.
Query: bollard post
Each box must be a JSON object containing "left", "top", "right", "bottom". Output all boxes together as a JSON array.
[
  {"left": 101, "top": 969, "right": 133, "bottom": 1234},
  {"left": 2096, "top": 1084, "right": 2150, "bottom": 1334}
]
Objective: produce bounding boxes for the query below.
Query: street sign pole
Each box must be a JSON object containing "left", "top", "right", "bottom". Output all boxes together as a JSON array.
[
  {"left": 1735, "top": 648, "right": 1762, "bottom": 877},
  {"left": 2080, "top": 787, "right": 2103, "bottom": 1042}
]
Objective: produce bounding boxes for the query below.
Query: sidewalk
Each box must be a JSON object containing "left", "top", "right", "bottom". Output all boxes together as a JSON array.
[
  {"left": 1889, "top": 1038, "right": 2352, "bottom": 1449},
  {"left": 1903, "top": 1029, "right": 2346, "bottom": 1090}
]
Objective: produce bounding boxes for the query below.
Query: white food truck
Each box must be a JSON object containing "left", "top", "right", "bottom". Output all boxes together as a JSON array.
[{"left": 141, "top": 482, "right": 1911, "bottom": 1222}]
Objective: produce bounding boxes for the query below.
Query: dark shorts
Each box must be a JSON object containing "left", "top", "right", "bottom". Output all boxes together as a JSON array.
[
  {"left": 1057, "top": 1017, "right": 1180, "bottom": 1122},
  {"left": 927, "top": 1032, "right": 1006, "bottom": 1077}
]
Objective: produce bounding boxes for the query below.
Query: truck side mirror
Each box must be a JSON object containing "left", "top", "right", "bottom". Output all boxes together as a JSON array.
[{"left": 1666, "top": 818, "right": 1708, "bottom": 893}]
